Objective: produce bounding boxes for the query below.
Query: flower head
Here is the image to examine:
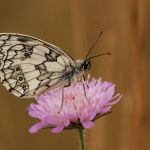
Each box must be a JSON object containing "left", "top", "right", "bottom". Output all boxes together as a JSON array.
[{"left": 28, "top": 77, "right": 122, "bottom": 133}]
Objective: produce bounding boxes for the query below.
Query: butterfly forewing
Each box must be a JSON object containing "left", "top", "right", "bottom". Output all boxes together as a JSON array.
[{"left": 0, "top": 33, "right": 75, "bottom": 98}]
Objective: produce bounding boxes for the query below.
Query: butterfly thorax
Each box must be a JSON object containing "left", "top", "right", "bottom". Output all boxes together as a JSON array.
[{"left": 62, "top": 59, "right": 91, "bottom": 84}]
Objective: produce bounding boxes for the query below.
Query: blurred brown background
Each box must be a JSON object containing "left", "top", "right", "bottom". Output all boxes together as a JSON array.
[{"left": 0, "top": 0, "right": 149, "bottom": 150}]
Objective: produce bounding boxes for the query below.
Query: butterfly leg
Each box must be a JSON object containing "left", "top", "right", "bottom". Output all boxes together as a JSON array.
[
  {"left": 60, "top": 87, "right": 64, "bottom": 110},
  {"left": 58, "top": 88, "right": 65, "bottom": 113},
  {"left": 81, "top": 75, "right": 88, "bottom": 102},
  {"left": 59, "top": 80, "right": 71, "bottom": 112}
]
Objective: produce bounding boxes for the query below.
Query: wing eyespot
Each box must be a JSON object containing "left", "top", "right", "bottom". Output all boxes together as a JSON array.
[
  {"left": 22, "top": 83, "right": 29, "bottom": 92},
  {"left": 17, "top": 75, "right": 25, "bottom": 83},
  {"left": 24, "top": 45, "right": 33, "bottom": 52},
  {"left": 24, "top": 52, "right": 31, "bottom": 57},
  {"left": 15, "top": 66, "right": 22, "bottom": 72}
]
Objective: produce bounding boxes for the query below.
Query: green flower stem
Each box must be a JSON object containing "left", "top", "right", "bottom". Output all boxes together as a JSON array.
[{"left": 78, "top": 127, "right": 84, "bottom": 150}]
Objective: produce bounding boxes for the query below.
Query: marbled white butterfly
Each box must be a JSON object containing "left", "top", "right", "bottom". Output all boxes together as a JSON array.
[{"left": 0, "top": 32, "right": 110, "bottom": 98}]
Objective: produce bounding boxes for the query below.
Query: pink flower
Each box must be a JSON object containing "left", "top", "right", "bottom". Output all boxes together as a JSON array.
[{"left": 28, "top": 77, "right": 122, "bottom": 133}]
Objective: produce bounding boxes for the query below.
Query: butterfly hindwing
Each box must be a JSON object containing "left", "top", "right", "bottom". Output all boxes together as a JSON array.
[{"left": 0, "top": 33, "right": 75, "bottom": 98}]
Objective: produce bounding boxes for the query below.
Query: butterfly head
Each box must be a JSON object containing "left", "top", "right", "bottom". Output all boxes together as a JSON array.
[{"left": 75, "top": 59, "right": 91, "bottom": 72}]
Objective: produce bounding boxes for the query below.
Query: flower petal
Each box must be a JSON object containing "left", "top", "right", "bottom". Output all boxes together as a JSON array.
[
  {"left": 51, "top": 126, "right": 64, "bottom": 133},
  {"left": 29, "top": 122, "right": 46, "bottom": 134},
  {"left": 82, "top": 121, "right": 94, "bottom": 128}
]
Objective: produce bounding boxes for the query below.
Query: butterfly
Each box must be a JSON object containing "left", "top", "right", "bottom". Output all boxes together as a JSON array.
[{"left": 0, "top": 32, "right": 110, "bottom": 98}]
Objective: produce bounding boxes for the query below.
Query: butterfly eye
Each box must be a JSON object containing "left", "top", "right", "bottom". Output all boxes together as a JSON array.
[{"left": 83, "top": 60, "right": 91, "bottom": 70}]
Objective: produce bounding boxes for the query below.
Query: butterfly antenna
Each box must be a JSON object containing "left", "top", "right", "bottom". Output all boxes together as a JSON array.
[
  {"left": 84, "top": 30, "right": 103, "bottom": 61},
  {"left": 86, "top": 52, "right": 111, "bottom": 61}
]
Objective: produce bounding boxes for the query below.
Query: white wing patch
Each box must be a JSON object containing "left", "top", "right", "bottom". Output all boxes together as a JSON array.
[{"left": 0, "top": 33, "right": 75, "bottom": 98}]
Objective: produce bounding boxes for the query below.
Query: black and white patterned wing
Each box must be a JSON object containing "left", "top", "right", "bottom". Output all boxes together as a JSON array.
[{"left": 0, "top": 33, "right": 75, "bottom": 98}]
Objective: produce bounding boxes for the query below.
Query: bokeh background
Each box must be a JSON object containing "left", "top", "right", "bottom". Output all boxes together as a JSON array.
[{"left": 0, "top": 0, "right": 149, "bottom": 150}]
